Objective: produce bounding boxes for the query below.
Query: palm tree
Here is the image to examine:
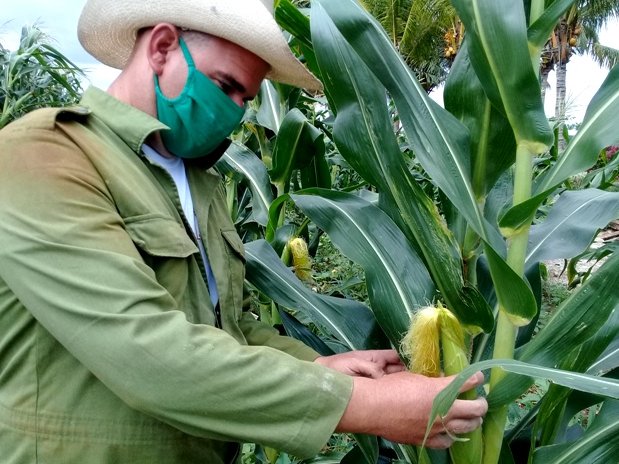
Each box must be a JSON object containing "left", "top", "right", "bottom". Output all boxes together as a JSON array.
[
  {"left": 541, "top": 0, "right": 619, "bottom": 150},
  {"left": 0, "top": 24, "right": 83, "bottom": 129},
  {"left": 358, "top": 0, "right": 459, "bottom": 92}
]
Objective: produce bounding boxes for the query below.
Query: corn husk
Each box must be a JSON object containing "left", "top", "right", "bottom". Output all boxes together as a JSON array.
[{"left": 288, "top": 237, "right": 313, "bottom": 283}]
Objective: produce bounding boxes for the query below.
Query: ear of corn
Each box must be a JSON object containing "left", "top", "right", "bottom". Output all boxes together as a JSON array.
[
  {"left": 401, "top": 303, "right": 483, "bottom": 464},
  {"left": 288, "top": 237, "right": 313, "bottom": 283},
  {"left": 439, "top": 305, "right": 483, "bottom": 464}
]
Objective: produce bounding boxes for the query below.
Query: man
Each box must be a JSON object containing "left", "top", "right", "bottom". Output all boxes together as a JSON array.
[{"left": 0, "top": 0, "right": 487, "bottom": 462}]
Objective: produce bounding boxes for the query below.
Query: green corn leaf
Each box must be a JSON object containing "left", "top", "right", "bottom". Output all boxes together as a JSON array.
[
  {"left": 270, "top": 109, "right": 323, "bottom": 192},
  {"left": 450, "top": 0, "right": 553, "bottom": 150},
  {"left": 424, "top": 359, "right": 619, "bottom": 446},
  {"left": 274, "top": 0, "right": 321, "bottom": 80},
  {"left": 487, "top": 252, "right": 619, "bottom": 407},
  {"left": 532, "top": 400, "right": 619, "bottom": 464},
  {"left": 292, "top": 189, "right": 435, "bottom": 345},
  {"left": 444, "top": 39, "right": 516, "bottom": 197},
  {"left": 275, "top": 0, "right": 312, "bottom": 49},
  {"left": 526, "top": 189, "right": 619, "bottom": 265},
  {"left": 313, "top": 0, "right": 537, "bottom": 324},
  {"left": 520, "top": 251, "right": 619, "bottom": 365},
  {"left": 245, "top": 239, "right": 387, "bottom": 350},
  {"left": 536, "top": 311, "right": 619, "bottom": 446},
  {"left": 535, "top": 65, "right": 619, "bottom": 193},
  {"left": 310, "top": 4, "right": 495, "bottom": 333},
  {"left": 299, "top": 137, "right": 331, "bottom": 190},
  {"left": 217, "top": 143, "right": 273, "bottom": 227},
  {"left": 314, "top": 0, "right": 490, "bottom": 245},
  {"left": 498, "top": 187, "right": 555, "bottom": 237},
  {"left": 256, "top": 81, "right": 285, "bottom": 134}
]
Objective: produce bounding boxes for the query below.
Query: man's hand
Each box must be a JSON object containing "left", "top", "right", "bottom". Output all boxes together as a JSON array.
[
  {"left": 337, "top": 371, "right": 487, "bottom": 449},
  {"left": 314, "top": 350, "right": 406, "bottom": 378}
]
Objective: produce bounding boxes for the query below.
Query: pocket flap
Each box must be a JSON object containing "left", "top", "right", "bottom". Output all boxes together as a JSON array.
[
  {"left": 221, "top": 229, "right": 245, "bottom": 262},
  {"left": 124, "top": 215, "right": 198, "bottom": 258}
]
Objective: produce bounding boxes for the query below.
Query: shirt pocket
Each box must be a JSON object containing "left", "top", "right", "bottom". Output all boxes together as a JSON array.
[
  {"left": 221, "top": 229, "right": 246, "bottom": 264},
  {"left": 124, "top": 214, "right": 198, "bottom": 258}
]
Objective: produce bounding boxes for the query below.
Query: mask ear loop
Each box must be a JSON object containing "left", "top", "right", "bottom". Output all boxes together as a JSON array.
[
  {"left": 177, "top": 37, "right": 197, "bottom": 69},
  {"left": 154, "top": 36, "right": 196, "bottom": 102}
]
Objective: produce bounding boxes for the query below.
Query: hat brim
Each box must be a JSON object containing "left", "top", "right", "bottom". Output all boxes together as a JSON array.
[{"left": 77, "top": 0, "right": 322, "bottom": 91}]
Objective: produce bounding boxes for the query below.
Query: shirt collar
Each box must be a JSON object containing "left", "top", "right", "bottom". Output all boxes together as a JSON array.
[{"left": 79, "top": 86, "right": 167, "bottom": 153}]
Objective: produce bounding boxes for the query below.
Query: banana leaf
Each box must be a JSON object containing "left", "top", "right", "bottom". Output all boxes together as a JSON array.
[
  {"left": 291, "top": 189, "right": 435, "bottom": 345},
  {"left": 244, "top": 239, "right": 388, "bottom": 350}
]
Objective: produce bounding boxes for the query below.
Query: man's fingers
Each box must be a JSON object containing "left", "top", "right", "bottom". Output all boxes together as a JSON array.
[
  {"left": 458, "top": 371, "right": 485, "bottom": 393},
  {"left": 385, "top": 363, "right": 407, "bottom": 374},
  {"left": 425, "top": 433, "right": 453, "bottom": 449},
  {"left": 353, "top": 360, "right": 386, "bottom": 379},
  {"left": 445, "top": 397, "right": 489, "bottom": 421},
  {"left": 444, "top": 417, "right": 484, "bottom": 435}
]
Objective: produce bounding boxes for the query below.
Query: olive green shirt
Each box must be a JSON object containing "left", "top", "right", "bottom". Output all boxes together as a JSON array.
[{"left": 0, "top": 87, "right": 353, "bottom": 463}]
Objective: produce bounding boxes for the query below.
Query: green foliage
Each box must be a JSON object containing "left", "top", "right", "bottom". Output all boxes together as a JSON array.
[
  {"left": 0, "top": 24, "right": 83, "bottom": 129},
  {"left": 221, "top": 1, "right": 619, "bottom": 463}
]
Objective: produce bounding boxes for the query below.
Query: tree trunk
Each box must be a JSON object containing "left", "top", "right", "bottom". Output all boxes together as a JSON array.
[
  {"left": 541, "top": 66, "right": 551, "bottom": 106},
  {"left": 555, "top": 17, "right": 569, "bottom": 153}
]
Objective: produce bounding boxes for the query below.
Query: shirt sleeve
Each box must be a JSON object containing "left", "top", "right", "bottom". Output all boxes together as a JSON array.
[
  {"left": 0, "top": 122, "right": 353, "bottom": 458},
  {"left": 238, "top": 310, "right": 322, "bottom": 361}
]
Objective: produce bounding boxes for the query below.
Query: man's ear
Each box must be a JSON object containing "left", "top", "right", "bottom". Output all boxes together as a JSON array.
[{"left": 147, "top": 23, "right": 181, "bottom": 75}]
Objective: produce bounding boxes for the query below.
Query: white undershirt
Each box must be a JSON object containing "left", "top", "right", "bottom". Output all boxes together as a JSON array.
[{"left": 142, "top": 145, "right": 219, "bottom": 307}]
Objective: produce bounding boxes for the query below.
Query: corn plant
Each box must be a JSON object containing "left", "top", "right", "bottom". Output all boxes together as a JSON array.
[
  {"left": 0, "top": 24, "right": 83, "bottom": 129},
  {"left": 220, "top": 1, "right": 619, "bottom": 462}
]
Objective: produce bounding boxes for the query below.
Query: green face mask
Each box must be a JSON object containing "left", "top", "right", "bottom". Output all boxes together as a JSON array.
[{"left": 154, "top": 38, "right": 244, "bottom": 159}]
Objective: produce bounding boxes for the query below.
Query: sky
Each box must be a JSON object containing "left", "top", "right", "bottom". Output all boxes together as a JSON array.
[{"left": 1, "top": 0, "right": 618, "bottom": 123}]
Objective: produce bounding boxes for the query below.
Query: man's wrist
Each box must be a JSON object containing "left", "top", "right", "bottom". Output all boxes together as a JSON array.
[{"left": 335, "top": 376, "right": 380, "bottom": 436}]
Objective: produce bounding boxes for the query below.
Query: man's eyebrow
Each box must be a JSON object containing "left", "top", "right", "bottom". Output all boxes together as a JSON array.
[{"left": 212, "top": 71, "right": 246, "bottom": 94}]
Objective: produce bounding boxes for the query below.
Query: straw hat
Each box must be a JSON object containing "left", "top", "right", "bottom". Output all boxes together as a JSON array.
[{"left": 77, "top": 0, "right": 321, "bottom": 91}]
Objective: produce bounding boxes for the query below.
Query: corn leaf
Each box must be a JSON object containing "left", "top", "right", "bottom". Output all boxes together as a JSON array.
[
  {"left": 526, "top": 189, "right": 619, "bottom": 265},
  {"left": 532, "top": 400, "right": 619, "bottom": 464},
  {"left": 217, "top": 143, "right": 273, "bottom": 227},
  {"left": 310, "top": 4, "right": 495, "bottom": 333},
  {"left": 256, "top": 81, "right": 285, "bottom": 134},
  {"left": 535, "top": 65, "right": 619, "bottom": 193},
  {"left": 487, "top": 251, "right": 619, "bottom": 407},
  {"left": 450, "top": 0, "right": 553, "bottom": 149},
  {"left": 444, "top": 39, "right": 516, "bottom": 197},
  {"left": 292, "top": 189, "right": 435, "bottom": 344},
  {"left": 424, "top": 359, "right": 619, "bottom": 446},
  {"left": 270, "top": 109, "right": 323, "bottom": 192},
  {"left": 245, "top": 239, "right": 387, "bottom": 350},
  {"left": 313, "top": 0, "right": 537, "bottom": 324}
]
